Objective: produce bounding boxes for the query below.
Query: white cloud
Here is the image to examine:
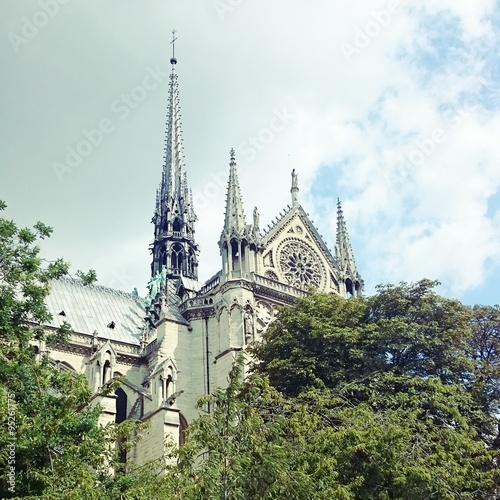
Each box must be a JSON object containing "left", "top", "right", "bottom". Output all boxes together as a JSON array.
[{"left": 1, "top": 0, "right": 499, "bottom": 303}]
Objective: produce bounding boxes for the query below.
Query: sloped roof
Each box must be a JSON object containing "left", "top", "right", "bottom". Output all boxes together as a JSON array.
[
  {"left": 179, "top": 275, "right": 202, "bottom": 293},
  {"left": 262, "top": 204, "right": 339, "bottom": 271},
  {"left": 46, "top": 277, "right": 146, "bottom": 346},
  {"left": 162, "top": 279, "right": 190, "bottom": 325}
]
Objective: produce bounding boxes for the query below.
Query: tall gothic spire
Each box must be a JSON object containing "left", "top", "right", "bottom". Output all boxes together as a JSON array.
[
  {"left": 150, "top": 32, "right": 198, "bottom": 282},
  {"left": 335, "top": 199, "right": 361, "bottom": 295},
  {"left": 222, "top": 149, "right": 247, "bottom": 234},
  {"left": 156, "top": 32, "right": 192, "bottom": 228}
]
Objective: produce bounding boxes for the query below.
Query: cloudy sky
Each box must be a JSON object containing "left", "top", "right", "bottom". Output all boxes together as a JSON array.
[{"left": 1, "top": 0, "right": 499, "bottom": 305}]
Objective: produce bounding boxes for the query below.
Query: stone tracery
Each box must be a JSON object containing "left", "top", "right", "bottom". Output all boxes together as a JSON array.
[{"left": 278, "top": 240, "right": 322, "bottom": 290}]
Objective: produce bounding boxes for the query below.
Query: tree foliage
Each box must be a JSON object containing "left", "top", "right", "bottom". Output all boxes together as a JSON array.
[
  {"left": 76, "top": 269, "right": 98, "bottom": 287},
  {"left": 0, "top": 202, "right": 141, "bottom": 498},
  {"left": 249, "top": 280, "right": 500, "bottom": 497},
  {"left": 2, "top": 199, "right": 498, "bottom": 498},
  {"left": 91, "top": 281, "right": 500, "bottom": 499}
]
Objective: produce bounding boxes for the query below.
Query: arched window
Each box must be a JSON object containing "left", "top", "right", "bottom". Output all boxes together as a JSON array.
[
  {"left": 159, "top": 244, "right": 166, "bottom": 269},
  {"left": 241, "top": 240, "right": 248, "bottom": 272},
  {"left": 166, "top": 365, "right": 175, "bottom": 398},
  {"left": 231, "top": 239, "right": 240, "bottom": 272},
  {"left": 115, "top": 388, "right": 128, "bottom": 465},
  {"left": 345, "top": 278, "right": 354, "bottom": 297},
  {"left": 115, "top": 388, "right": 127, "bottom": 424},
  {"left": 95, "top": 362, "right": 101, "bottom": 390},
  {"left": 160, "top": 376, "right": 165, "bottom": 400},
  {"left": 173, "top": 217, "right": 182, "bottom": 233},
  {"left": 165, "top": 375, "right": 173, "bottom": 398},
  {"left": 171, "top": 243, "right": 184, "bottom": 275},
  {"left": 102, "top": 359, "right": 112, "bottom": 384}
]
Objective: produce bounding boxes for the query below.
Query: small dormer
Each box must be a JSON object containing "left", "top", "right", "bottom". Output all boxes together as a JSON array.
[
  {"left": 87, "top": 340, "right": 118, "bottom": 392},
  {"left": 145, "top": 358, "right": 179, "bottom": 408}
]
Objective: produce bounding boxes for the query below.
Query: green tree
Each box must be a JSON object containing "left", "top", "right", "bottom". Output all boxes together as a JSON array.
[
  {"left": 162, "top": 358, "right": 294, "bottom": 499},
  {"left": 0, "top": 202, "right": 144, "bottom": 498},
  {"left": 250, "top": 291, "right": 371, "bottom": 397},
  {"left": 76, "top": 269, "right": 98, "bottom": 286},
  {"left": 103, "top": 281, "right": 500, "bottom": 499},
  {"left": 467, "top": 304, "right": 500, "bottom": 417},
  {"left": 251, "top": 281, "right": 500, "bottom": 497}
]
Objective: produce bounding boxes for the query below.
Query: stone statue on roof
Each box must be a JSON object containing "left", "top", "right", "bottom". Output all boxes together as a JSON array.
[
  {"left": 160, "top": 265, "right": 167, "bottom": 288},
  {"left": 291, "top": 169, "right": 298, "bottom": 188},
  {"left": 149, "top": 272, "right": 162, "bottom": 299},
  {"left": 244, "top": 309, "right": 254, "bottom": 344},
  {"left": 253, "top": 206, "right": 260, "bottom": 230},
  {"left": 91, "top": 329, "right": 99, "bottom": 350}
]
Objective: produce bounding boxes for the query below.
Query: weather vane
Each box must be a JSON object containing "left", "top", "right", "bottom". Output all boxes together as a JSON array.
[{"left": 170, "top": 29, "right": 177, "bottom": 65}]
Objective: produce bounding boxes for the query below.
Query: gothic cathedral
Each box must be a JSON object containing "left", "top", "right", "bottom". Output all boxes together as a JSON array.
[{"left": 41, "top": 52, "right": 362, "bottom": 466}]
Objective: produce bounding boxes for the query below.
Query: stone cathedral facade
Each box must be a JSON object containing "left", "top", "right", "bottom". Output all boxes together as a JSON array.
[{"left": 40, "top": 55, "right": 362, "bottom": 466}]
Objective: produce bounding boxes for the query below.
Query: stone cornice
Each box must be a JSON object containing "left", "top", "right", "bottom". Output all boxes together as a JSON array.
[{"left": 252, "top": 284, "right": 297, "bottom": 305}]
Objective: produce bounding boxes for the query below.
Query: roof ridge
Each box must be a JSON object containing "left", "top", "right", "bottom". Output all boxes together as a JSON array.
[
  {"left": 262, "top": 204, "right": 293, "bottom": 235},
  {"left": 56, "top": 276, "right": 140, "bottom": 301}
]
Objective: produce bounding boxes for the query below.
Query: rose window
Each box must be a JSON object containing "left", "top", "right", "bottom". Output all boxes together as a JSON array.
[{"left": 278, "top": 241, "right": 322, "bottom": 290}]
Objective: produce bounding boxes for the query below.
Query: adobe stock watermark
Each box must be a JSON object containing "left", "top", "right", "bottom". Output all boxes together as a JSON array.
[
  {"left": 192, "top": 108, "right": 294, "bottom": 207},
  {"left": 5, "top": 393, "right": 17, "bottom": 494},
  {"left": 192, "top": 169, "right": 228, "bottom": 211},
  {"left": 52, "top": 65, "right": 169, "bottom": 182},
  {"left": 340, "top": 0, "right": 400, "bottom": 64},
  {"left": 385, "top": 99, "right": 478, "bottom": 186},
  {"left": 214, "top": 0, "right": 244, "bottom": 21},
  {"left": 107, "top": 268, "right": 134, "bottom": 292},
  {"left": 238, "top": 107, "right": 296, "bottom": 162},
  {"left": 7, "top": 0, "right": 72, "bottom": 54}
]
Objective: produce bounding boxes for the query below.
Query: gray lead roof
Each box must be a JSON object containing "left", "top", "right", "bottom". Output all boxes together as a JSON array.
[{"left": 46, "top": 277, "right": 146, "bottom": 346}]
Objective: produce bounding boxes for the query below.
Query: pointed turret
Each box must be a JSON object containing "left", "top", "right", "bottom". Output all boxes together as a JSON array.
[
  {"left": 219, "top": 149, "right": 262, "bottom": 280},
  {"left": 335, "top": 199, "right": 362, "bottom": 296},
  {"left": 222, "top": 149, "right": 247, "bottom": 235},
  {"left": 150, "top": 33, "right": 198, "bottom": 287}
]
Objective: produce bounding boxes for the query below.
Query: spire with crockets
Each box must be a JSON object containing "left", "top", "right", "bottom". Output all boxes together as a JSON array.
[
  {"left": 219, "top": 149, "right": 262, "bottom": 280},
  {"left": 150, "top": 31, "right": 198, "bottom": 282},
  {"left": 335, "top": 199, "right": 362, "bottom": 296},
  {"left": 222, "top": 148, "right": 247, "bottom": 235}
]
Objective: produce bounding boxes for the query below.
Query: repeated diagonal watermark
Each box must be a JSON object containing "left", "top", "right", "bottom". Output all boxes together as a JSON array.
[
  {"left": 107, "top": 268, "right": 134, "bottom": 292},
  {"left": 238, "top": 107, "right": 296, "bottom": 162},
  {"left": 52, "top": 65, "right": 169, "bottom": 182},
  {"left": 7, "top": 0, "right": 72, "bottom": 54},
  {"left": 340, "top": 0, "right": 400, "bottom": 64},
  {"left": 213, "top": 0, "right": 245, "bottom": 21},
  {"left": 191, "top": 106, "right": 296, "bottom": 210},
  {"left": 192, "top": 169, "right": 228, "bottom": 211},
  {"left": 384, "top": 98, "right": 479, "bottom": 186}
]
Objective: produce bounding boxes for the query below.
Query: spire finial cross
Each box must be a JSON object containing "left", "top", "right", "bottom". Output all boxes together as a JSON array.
[
  {"left": 229, "top": 148, "right": 236, "bottom": 165},
  {"left": 170, "top": 29, "right": 178, "bottom": 65}
]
